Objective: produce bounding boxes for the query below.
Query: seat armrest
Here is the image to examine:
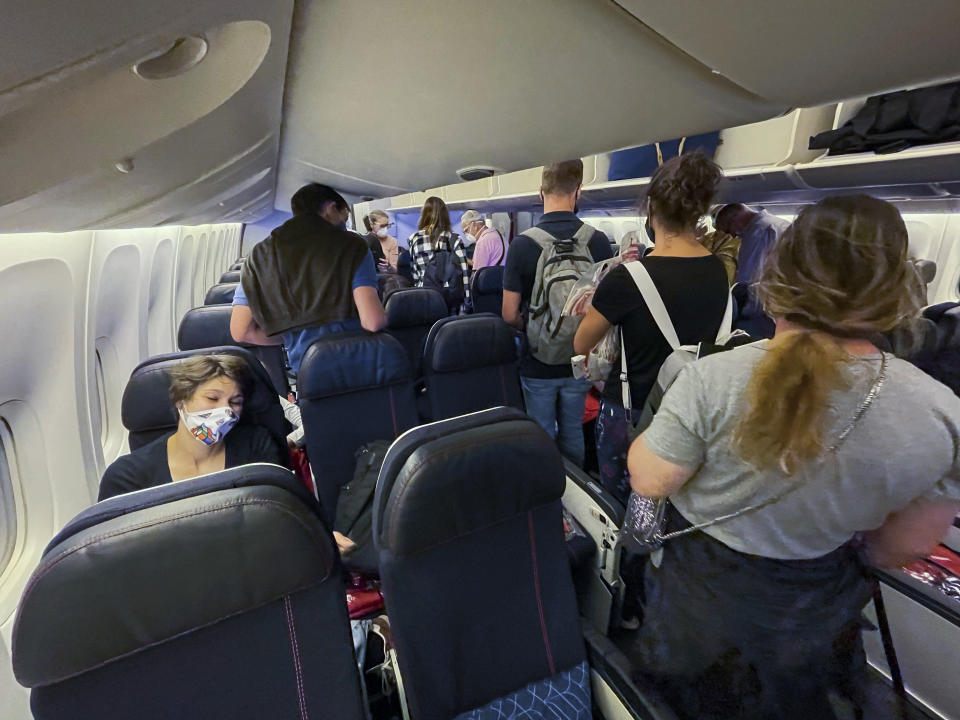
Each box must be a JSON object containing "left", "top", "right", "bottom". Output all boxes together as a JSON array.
[{"left": 583, "top": 621, "right": 679, "bottom": 720}]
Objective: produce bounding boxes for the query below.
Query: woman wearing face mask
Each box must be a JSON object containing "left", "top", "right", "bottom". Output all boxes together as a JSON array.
[
  {"left": 98, "top": 354, "right": 289, "bottom": 501},
  {"left": 364, "top": 210, "right": 401, "bottom": 273}
]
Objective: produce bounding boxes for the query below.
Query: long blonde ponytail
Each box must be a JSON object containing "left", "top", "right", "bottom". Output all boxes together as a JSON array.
[{"left": 733, "top": 195, "right": 922, "bottom": 473}]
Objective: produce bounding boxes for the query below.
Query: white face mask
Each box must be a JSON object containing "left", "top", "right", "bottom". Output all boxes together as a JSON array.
[
  {"left": 376, "top": 227, "right": 389, "bottom": 238},
  {"left": 179, "top": 405, "right": 238, "bottom": 445},
  {"left": 464, "top": 233, "right": 477, "bottom": 245}
]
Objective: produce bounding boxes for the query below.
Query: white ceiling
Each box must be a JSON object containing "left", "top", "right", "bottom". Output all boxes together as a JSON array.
[{"left": 2, "top": 0, "right": 960, "bottom": 231}]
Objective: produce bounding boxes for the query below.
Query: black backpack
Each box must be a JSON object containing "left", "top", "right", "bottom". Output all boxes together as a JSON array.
[
  {"left": 335, "top": 439, "right": 392, "bottom": 571},
  {"left": 420, "top": 233, "right": 465, "bottom": 310}
]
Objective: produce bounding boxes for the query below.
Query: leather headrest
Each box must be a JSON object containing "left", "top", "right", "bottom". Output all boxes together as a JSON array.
[
  {"left": 13, "top": 465, "right": 333, "bottom": 689},
  {"left": 472, "top": 265, "right": 504, "bottom": 294},
  {"left": 204, "top": 282, "right": 238, "bottom": 305},
  {"left": 385, "top": 288, "right": 448, "bottom": 329},
  {"left": 423, "top": 314, "right": 517, "bottom": 373},
  {"left": 298, "top": 331, "right": 411, "bottom": 399},
  {"left": 373, "top": 408, "right": 564, "bottom": 556},
  {"left": 120, "top": 346, "right": 286, "bottom": 450},
  {"left": 914, "top": 259, "right": 937, "bottom": 284},
  {"left": 219, "top": 270, "right": 242, "bottom": 284},
  {"left": 178, "top": 305, "right": 243, "bottom": 350}
]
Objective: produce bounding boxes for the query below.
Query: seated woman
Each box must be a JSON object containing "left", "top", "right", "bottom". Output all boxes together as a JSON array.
[
  {"left": 98, "top": 354, "right": 288, "bottom": 501},
  {"left": 626, "top": 195, "right": 960, "bottom": 719}
]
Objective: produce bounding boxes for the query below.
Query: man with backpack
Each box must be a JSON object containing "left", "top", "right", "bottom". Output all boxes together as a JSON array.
[{"left": 502, "top": 159, "right": 612, "bottom": 466}]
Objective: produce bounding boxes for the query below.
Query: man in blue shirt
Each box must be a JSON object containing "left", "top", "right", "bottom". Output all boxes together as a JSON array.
[
  {"left": 230, "top": 184, "right": 386, "bottom": 376},
  {"left": 713, "top": 203, "right": 790, "bottom": 284}
]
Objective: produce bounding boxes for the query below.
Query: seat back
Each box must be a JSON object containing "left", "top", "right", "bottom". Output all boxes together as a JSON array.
[
  {"left": 229, "top": 258, "right": 245, "bottom": 271},
  {"left": 204, "top": 282, "right": 238, "bottom": 305},
  {"left": 731, "top": 281, "right": 774, "bottom": 339},
  {"left": 373, "top": 408, "right": 588, "bottom": 719},
  {"left": 912, "top": 303, "right": 960, "bottom": 395},
  {"left": 470, "top": 265, "right": 504, "bottom": 316},
  {"left": 121, "top": 346, "right": 288, "bottom": 453},
  {"left": 422, "top": 314, "right": 523, "bottom": 421},
  {"left": 177, "top": 306, "right": 289, "bottom": 396},
  {"left": 219, "top": 269, "right": 242, "bottom": 284},
  {"left": 384, "top": 288, "right": 448, "bottom": 377},
  {"left": 13, "top": 465, "right": 365, "bottom": 720},
  {"left": 298, "top": 332, "right": 418, "bottom": 522}
]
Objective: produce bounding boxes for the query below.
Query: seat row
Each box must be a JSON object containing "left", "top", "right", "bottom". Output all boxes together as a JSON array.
[
  {"left": 15, "top": 409, "right": 661, "bottom": 718},
  {"left": 170, "top": 299, "right": 524, "bottom": 522}
]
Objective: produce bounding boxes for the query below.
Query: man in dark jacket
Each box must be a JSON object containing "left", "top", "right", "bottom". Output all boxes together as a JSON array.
[{"left": 230, "top": 183, "right": 387, "bottom": 376}]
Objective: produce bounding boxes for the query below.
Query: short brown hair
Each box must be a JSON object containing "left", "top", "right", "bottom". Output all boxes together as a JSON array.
[
  {"left": 541, "top": 160, "right": 583, "bottom": 197},
  {"left": 168, "top": 354, "right": 252, "bottom": 405}
]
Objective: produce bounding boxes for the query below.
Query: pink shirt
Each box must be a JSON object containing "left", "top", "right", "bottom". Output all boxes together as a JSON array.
[{"left": 471, "top": 226, "right": 507, "bottom": 269}]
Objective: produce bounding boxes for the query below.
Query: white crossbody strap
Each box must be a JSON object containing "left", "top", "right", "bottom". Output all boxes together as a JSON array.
[
  {"left": 623, "top": 262, "right": 681, "bottom": 349},
  {"left": 618, "top": 260, "right": 734, "bottom": 410}
]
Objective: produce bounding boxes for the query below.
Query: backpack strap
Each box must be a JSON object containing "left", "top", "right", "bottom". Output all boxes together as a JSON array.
[
  {"left": 522, "top": 226, "right": 556, "bottom": 248},
  {"left": 572, "top": 223, "right": 595, "bottom": 246}
]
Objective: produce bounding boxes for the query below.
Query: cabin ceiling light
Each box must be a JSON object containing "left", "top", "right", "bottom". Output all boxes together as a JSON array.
[
  {"left": 456, "top": 165, "right": 503, "bottom": 182},
  {"left": 133, "top": 36, "right": 208, "bottom": 80},
  {"left": 114, "top": 158, "right": 135, "bottom": 174}
]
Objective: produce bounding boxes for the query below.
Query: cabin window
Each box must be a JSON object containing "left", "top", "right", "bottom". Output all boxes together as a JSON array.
[
  {"left": 0, "top": 419, "right": 17, "bottom": 577},
  {"left": 94, "top": 348, "right": 108, "bottom": 447}
]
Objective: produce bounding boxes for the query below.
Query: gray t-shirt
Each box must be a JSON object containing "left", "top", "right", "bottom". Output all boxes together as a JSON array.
[{"left": 643, "top": 342, "right": 960, "bottom": 560}]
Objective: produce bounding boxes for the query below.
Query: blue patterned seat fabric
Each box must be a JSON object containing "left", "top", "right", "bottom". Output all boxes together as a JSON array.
[{"left": 454, "top": 661, "right": 591, "bottom": 720}]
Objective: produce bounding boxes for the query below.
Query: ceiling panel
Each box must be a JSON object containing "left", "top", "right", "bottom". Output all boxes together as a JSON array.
[{"left": 614, "top": 0, "right": 960, "bottom": 105}]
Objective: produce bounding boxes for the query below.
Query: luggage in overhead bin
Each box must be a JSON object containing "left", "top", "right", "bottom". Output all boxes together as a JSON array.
[
  {"left": 607, "top": 132, "right": 721, "bottom": 181},
  {"left": 809, "top": 79, "right": 960, "bottom": 155}
]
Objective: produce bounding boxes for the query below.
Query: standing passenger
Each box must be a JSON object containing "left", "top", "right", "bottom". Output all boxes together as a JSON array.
[
  {"left": 574, "top": 153, "right": 728, "bottom": 504},
  {"left": 714, "top": 202, "right": 790, "bottom": 285},
  {"left": 365, "top": 209, "right": 400, "bottom": 272},
  {"left": 502, "top": 159, "right": 612, "bottom": 466},
  {"left": 408, "top": 196, "right": 471, "bottom": 312},
  {"left": 627, "top": 195, "right": 960, "bottom": 719},
  {"left": 230, "top": 183, "right": 387, "bottom": 377},
  {"left": 462, "top": 209, "right": 507, "bottom": 270}
]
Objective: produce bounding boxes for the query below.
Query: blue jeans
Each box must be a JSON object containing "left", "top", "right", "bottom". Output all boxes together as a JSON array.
[{"left": 520, "top": 376, "right": 591, "bottom": 467}]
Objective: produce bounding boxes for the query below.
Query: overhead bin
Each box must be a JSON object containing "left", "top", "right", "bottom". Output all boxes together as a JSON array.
[{"left": 714, "top": 105, "right": 836, "bottom": 169}]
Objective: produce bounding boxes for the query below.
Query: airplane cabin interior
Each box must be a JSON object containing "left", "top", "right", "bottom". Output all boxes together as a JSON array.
[{"left": 2, "top": 1, "right": 960, "bottom": 719}]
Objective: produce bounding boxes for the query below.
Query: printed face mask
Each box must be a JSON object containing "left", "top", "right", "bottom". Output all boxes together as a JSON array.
[{"left": 179, "top": 405, "right": 237, "bottom": 445}]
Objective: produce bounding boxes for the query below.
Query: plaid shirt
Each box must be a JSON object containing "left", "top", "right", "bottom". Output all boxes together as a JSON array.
[{"left": 408, "top": 230, "right": 472, "bottom": 305}]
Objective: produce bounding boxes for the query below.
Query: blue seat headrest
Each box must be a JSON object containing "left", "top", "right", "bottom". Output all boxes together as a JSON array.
[
  {"left": 373, "top": 408, "right": 563, "bottom": 556},
  {"left": 120, "top": 346, "right": 286, "bottom": 450},
  {"left": 298, "top": 331, "right": 411, "bottom": 399},
  {"left": 13, "top": 465, "right": 332, "bottom": 689},
  {"left": 204, "top": 282, "right": 238, "bottom": 305},
  {"left": 385, "top": 288, "right": 448, "bottom": 329},
  {"left": 472, "top": 265, "right": 504, "bottom": 294},
  {"left": 423, "top": 314, "right": 517, "bottom": 373},
  {"left": 219, "top": 270, "right": 242, "bottom": 284},
  {"left": 178, "top": 305, "right": 243, "bottom": 350}
]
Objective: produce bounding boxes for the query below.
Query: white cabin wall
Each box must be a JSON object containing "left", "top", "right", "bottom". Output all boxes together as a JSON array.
[{"left": 0, "top": 222, "right": 239, "bottom": 716}]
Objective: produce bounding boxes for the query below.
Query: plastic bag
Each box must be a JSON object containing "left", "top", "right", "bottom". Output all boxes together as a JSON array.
[
  {"left": 618, "top": 492, "right": 667, "bottom": 555},
  {"left": 564, "top": 257, "right": 627, "bottom": 382}
]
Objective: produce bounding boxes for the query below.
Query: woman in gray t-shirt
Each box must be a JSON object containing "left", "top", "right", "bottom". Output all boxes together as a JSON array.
[{"left": 626, "top": 195, "right": 960, "bottom": 719}]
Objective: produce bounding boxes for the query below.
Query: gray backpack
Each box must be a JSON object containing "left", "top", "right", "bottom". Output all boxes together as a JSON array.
[{"left": 525, "top": 224, "right": 596, "bottom": 365}]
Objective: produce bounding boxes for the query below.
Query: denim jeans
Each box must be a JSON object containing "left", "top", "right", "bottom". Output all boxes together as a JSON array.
[{"left": 520, "top": 375, "right": 591, "bottom": 467}]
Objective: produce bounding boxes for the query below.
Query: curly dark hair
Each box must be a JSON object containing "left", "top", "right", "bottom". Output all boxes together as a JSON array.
[{"left": 644, "top": 152, "right": 723, "bottom": 232}]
